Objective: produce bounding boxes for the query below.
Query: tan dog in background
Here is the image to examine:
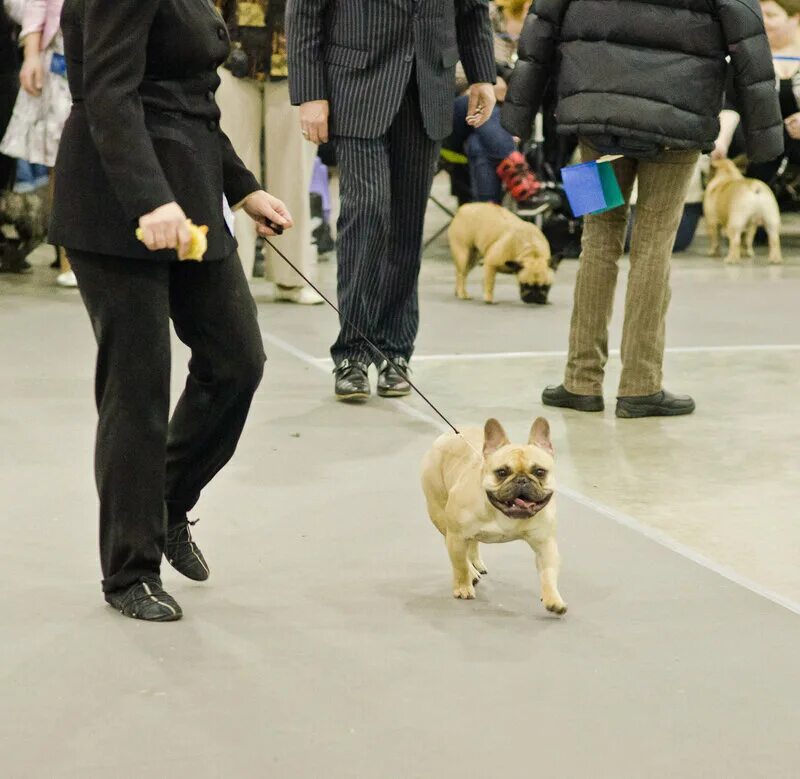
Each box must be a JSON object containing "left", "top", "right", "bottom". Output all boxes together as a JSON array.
[
  {"left": 447, "top": 202, "right": 557, "bottom": 305},
  {"left": 704, "top": 158, "right": 782, "bottom": 264},
  {"left": 421, "top": 417, "right": 567, "bottom": 615}
]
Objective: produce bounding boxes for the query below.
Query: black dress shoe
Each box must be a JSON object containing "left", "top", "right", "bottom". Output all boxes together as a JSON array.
[
  {"left": 616, "top": 389, "right": 695, "bottom": 418},
  {"left": 334, "top": 359, "right": 370, "bottom": 402},
  {"left": 542, "top": 384, "right": 604, "bottom": 412},
  {"left": 165, "top": 518, "right": 210, "bottom": 581},
  {"left": 377, "top": 357, "right": 411, "bottom": 397},
  {"left": 105, "top": 577, "right": 182, "bottom": 622}
]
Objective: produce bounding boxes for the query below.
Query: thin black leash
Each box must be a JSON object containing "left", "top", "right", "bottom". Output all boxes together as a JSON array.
[{"left": 264, "top": 237, "right": 462, "bottom": 436}]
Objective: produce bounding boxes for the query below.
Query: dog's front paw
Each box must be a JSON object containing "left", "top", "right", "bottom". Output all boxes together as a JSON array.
[
  {"left": 542, "top": 597, "right": 568, "bottom": 615},
  {"left": 483, "top": 298, "right": 496, "bottom": 305},
  {"left": 724, "top": 255, "right": 741, "bottom": 265},
  {"left": 454, "top": 583, "right": 476, "bottom": 600}
]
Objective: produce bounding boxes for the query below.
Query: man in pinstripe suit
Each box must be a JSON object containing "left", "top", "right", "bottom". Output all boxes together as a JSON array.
[{"left": 287, "top": 0, "right": 496, "bottom": 401}]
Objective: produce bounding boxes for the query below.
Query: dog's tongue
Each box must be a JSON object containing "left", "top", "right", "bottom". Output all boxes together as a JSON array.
[{"left": 514, "top": 497, "right": 535, "bottom": 509}]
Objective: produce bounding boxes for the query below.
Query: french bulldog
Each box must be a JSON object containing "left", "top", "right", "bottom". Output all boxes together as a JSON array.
[
  {"left": 704, "top": 158, "right": 782, "bottom": 264},
  {"left": 447, "top": 202, "right": 561, "bottom": 305},
  {"left": 421, "top": 417, "right": 567, "bottom": 615}
]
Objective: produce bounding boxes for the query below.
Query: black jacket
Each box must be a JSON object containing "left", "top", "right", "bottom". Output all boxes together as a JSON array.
[
  {"left": 50, "top": 0, "right": 261, "bottom": 261},
  {"left": 286, "top": 0, "right": 496, "bottom": 140},
  {"left": 501, "top": 0, "right": 783, "bottom": 162}
]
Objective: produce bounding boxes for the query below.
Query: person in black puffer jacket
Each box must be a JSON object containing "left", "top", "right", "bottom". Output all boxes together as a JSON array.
[{"left": 501, "top": 0, "right": 782, "bottom": 419}]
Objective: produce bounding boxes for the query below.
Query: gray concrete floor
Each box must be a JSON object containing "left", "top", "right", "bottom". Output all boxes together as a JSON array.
[{"left": 2, "top": 182, "right": 800, "bottom": 778}]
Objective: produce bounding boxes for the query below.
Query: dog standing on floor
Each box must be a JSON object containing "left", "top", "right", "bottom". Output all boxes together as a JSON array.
[
  {"left": 448, "top": 202, "right": 559, "bottom": 305},
  {"left": 421, "top": 417, "right": 567, "bottom": 615},
  {"left": 703, "top": 158, "right": 782, "bottom": 264}
]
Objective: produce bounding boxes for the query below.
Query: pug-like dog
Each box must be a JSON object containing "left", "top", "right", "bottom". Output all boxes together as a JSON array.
[
  {"left": 421, "top": 417, "right": 567, "bottom": 614},
  {"left": 704, "top": 158, "right": 782, "bottom": 264},
  {"left": 447, "top": 202, "right": 561, "bottom": 305}
]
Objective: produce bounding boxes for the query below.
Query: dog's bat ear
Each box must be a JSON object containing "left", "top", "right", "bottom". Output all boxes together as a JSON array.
[
  {"left": 549, "top": 252, "right": 564, "bottom": 271},
  {"left": 483, "top": 419, "right": 510, "bottom": 456},
  {"left": 529, "top": 417, "right": 554, "bottom": 456}
]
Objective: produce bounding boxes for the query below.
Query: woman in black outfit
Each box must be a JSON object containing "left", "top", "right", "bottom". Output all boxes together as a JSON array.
[{"left": 49, "top": 0, "right": 293, "bottom": 622}]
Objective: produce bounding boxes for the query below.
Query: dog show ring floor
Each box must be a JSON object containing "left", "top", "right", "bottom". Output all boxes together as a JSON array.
[{"left": 2, "top": 200, "right": 800, "bottom": 777}]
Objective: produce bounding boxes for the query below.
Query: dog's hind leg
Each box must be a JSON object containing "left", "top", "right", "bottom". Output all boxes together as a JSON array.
[
  {"left": 744, "top": 223, "right": 757, "bottom": 259},
  {"left": 704, "top": 211, "right": 721, "bottom": 258},
  {"left": 724, "top": 223, "right": 744, "bottom": 264},
  {"left": 449, "top": 235, "right": 474, "bottom": 300},
  {"left": 467, "top": 540, "right": 487, "bottom": 584}
]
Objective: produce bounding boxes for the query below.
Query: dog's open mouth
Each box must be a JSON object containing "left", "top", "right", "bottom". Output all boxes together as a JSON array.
[{"left": 488, "top": 491, "right": 553, "bottom": 519}]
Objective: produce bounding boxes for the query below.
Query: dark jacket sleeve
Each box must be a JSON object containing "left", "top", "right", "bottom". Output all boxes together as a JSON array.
[
  {"left": 219, "top": 130, "right": 261, "bottom": 207},
  {"left": 455, "top": 0, "right": 496, "bottom": 85},
  {"left": 500, "top": 0, "right": 568, "bottom": 140},
  {"left": 82, "top": 0, "right": 175, "bottom": 221},
  {"left": 286, "top": 0, "right": 329, "bottom": 105},
  {"left": 717, "top": 0, "right": 783, "bottom": 163}
]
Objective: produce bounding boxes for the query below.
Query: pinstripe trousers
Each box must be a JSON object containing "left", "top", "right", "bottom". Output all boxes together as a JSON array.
[
  {"left": 331, "top": 76, "right": 440, "bottom": 365},
  {"left": 565, "top": 141, "right": 699, "bottom": 397}
]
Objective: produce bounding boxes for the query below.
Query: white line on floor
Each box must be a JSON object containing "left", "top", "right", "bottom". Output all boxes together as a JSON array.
[
  {"left": 262, "top": 329, "right": 800, "bottom": 618},
  {"left": 303, "top": 343, "right": 800, "bottom": 365},
  {"left": 261, "top": 332, "right": 450, "bottom": 431}
]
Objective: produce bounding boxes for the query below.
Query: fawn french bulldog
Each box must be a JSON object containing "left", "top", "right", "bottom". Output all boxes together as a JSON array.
[{"left": 421, "top": 417, "right": 567, "bottom": 615}]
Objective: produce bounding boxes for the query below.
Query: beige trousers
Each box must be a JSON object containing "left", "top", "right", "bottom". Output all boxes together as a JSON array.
[
  {"left": 217, "top": 69, "right": 317, "bottom": 285},
  {"left": 565, "top": 142, "right": 699, "bottom": 397}
]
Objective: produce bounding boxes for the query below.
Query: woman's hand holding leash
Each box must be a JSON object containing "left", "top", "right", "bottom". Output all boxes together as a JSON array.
[{"left": 243, "top": 190, "right": 293, "bottom": 237}]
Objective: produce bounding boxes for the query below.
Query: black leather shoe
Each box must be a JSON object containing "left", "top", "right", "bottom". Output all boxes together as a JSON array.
[
  {"left": 105, "top": 577, "right": 182, "bottom": 622},
  {"left": 377, "top": 357, "right": 411, "bottom": 398},
  {"left": 542, "top": 384, "right": 604, "bottom": 412},
  {"left": 616, "top": 389, "right": 695, "bottom": 418},
  {"left": 334, "top": 359, "right": 370, "bottom": 402},
  {"left": 165, "top": 518, "right": 210, "bottom": 581}
]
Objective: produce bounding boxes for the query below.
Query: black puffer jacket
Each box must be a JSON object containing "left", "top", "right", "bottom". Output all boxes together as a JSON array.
[{"left": 501, "top": 0, "right": 783, "bottom": 162}]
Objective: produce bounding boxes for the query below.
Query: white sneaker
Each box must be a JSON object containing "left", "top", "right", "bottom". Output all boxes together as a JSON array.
[
  {"left": 56, "top": 270, "right": 78, "bottom": 288},
  {"left": 274, "top": 285, "right": 324, "bottom": 305}
]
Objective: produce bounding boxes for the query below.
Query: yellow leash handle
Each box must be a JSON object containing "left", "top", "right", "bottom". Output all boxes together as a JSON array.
[{"left": 135, "top": 220, "right": 209, "bottom": 261}]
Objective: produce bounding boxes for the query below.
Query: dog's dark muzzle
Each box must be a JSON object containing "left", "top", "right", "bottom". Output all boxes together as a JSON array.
[
  {"left": 520, "top": 283, "right": 551, "bottom": 305},
  {"left": 487, "top": 480, "right": 553, "bottom": 519}
]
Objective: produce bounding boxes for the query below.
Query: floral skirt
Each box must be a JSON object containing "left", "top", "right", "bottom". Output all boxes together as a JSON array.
[{"left": 0, "top": 34, "right": 71, "bottom": 168}]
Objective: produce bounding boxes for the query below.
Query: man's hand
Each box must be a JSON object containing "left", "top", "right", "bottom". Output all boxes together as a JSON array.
[
  {"left": 299, "top": 100, "right": 330, "bottom": 145},
  {"left": 466, "top": 83, "right": 496, "bottom": 128},
  {"left": 494, "top": 76, "right": 508, "bottom": 104},
  {"left": 243, "top": 190, "right": 294, "bottom": 238}
]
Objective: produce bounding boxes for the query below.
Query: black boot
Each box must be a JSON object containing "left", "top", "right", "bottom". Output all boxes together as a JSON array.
[
  {"left": 377, "top": 357, "right": 411, "bottom": 398},
  {"left": 616, "top": 390, "right": 695, "bottom": 418},
  {"left": 165, "top": 518, "right": 210, "bottom": 581},
  {"left": 542, "top": 384, "right": 604, "bottom": 412},
  {"left": 105, "top": 577, "right": 182, "bottom": 622},
  {"left": 334, "top": 359, "right": 370, "bottom": 402}
]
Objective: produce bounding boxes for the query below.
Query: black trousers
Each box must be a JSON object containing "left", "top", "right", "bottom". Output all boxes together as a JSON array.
[
  {"left": 69, "top": 250, "right": 266, "bottom": 593},
  {"left": 332, "top": 77, "right": 441, "bottom": 365}
]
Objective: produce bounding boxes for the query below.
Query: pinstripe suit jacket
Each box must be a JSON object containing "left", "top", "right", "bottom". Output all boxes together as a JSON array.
[{"left": 286, "top": 0, "right": 495, "bottom": 140}]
